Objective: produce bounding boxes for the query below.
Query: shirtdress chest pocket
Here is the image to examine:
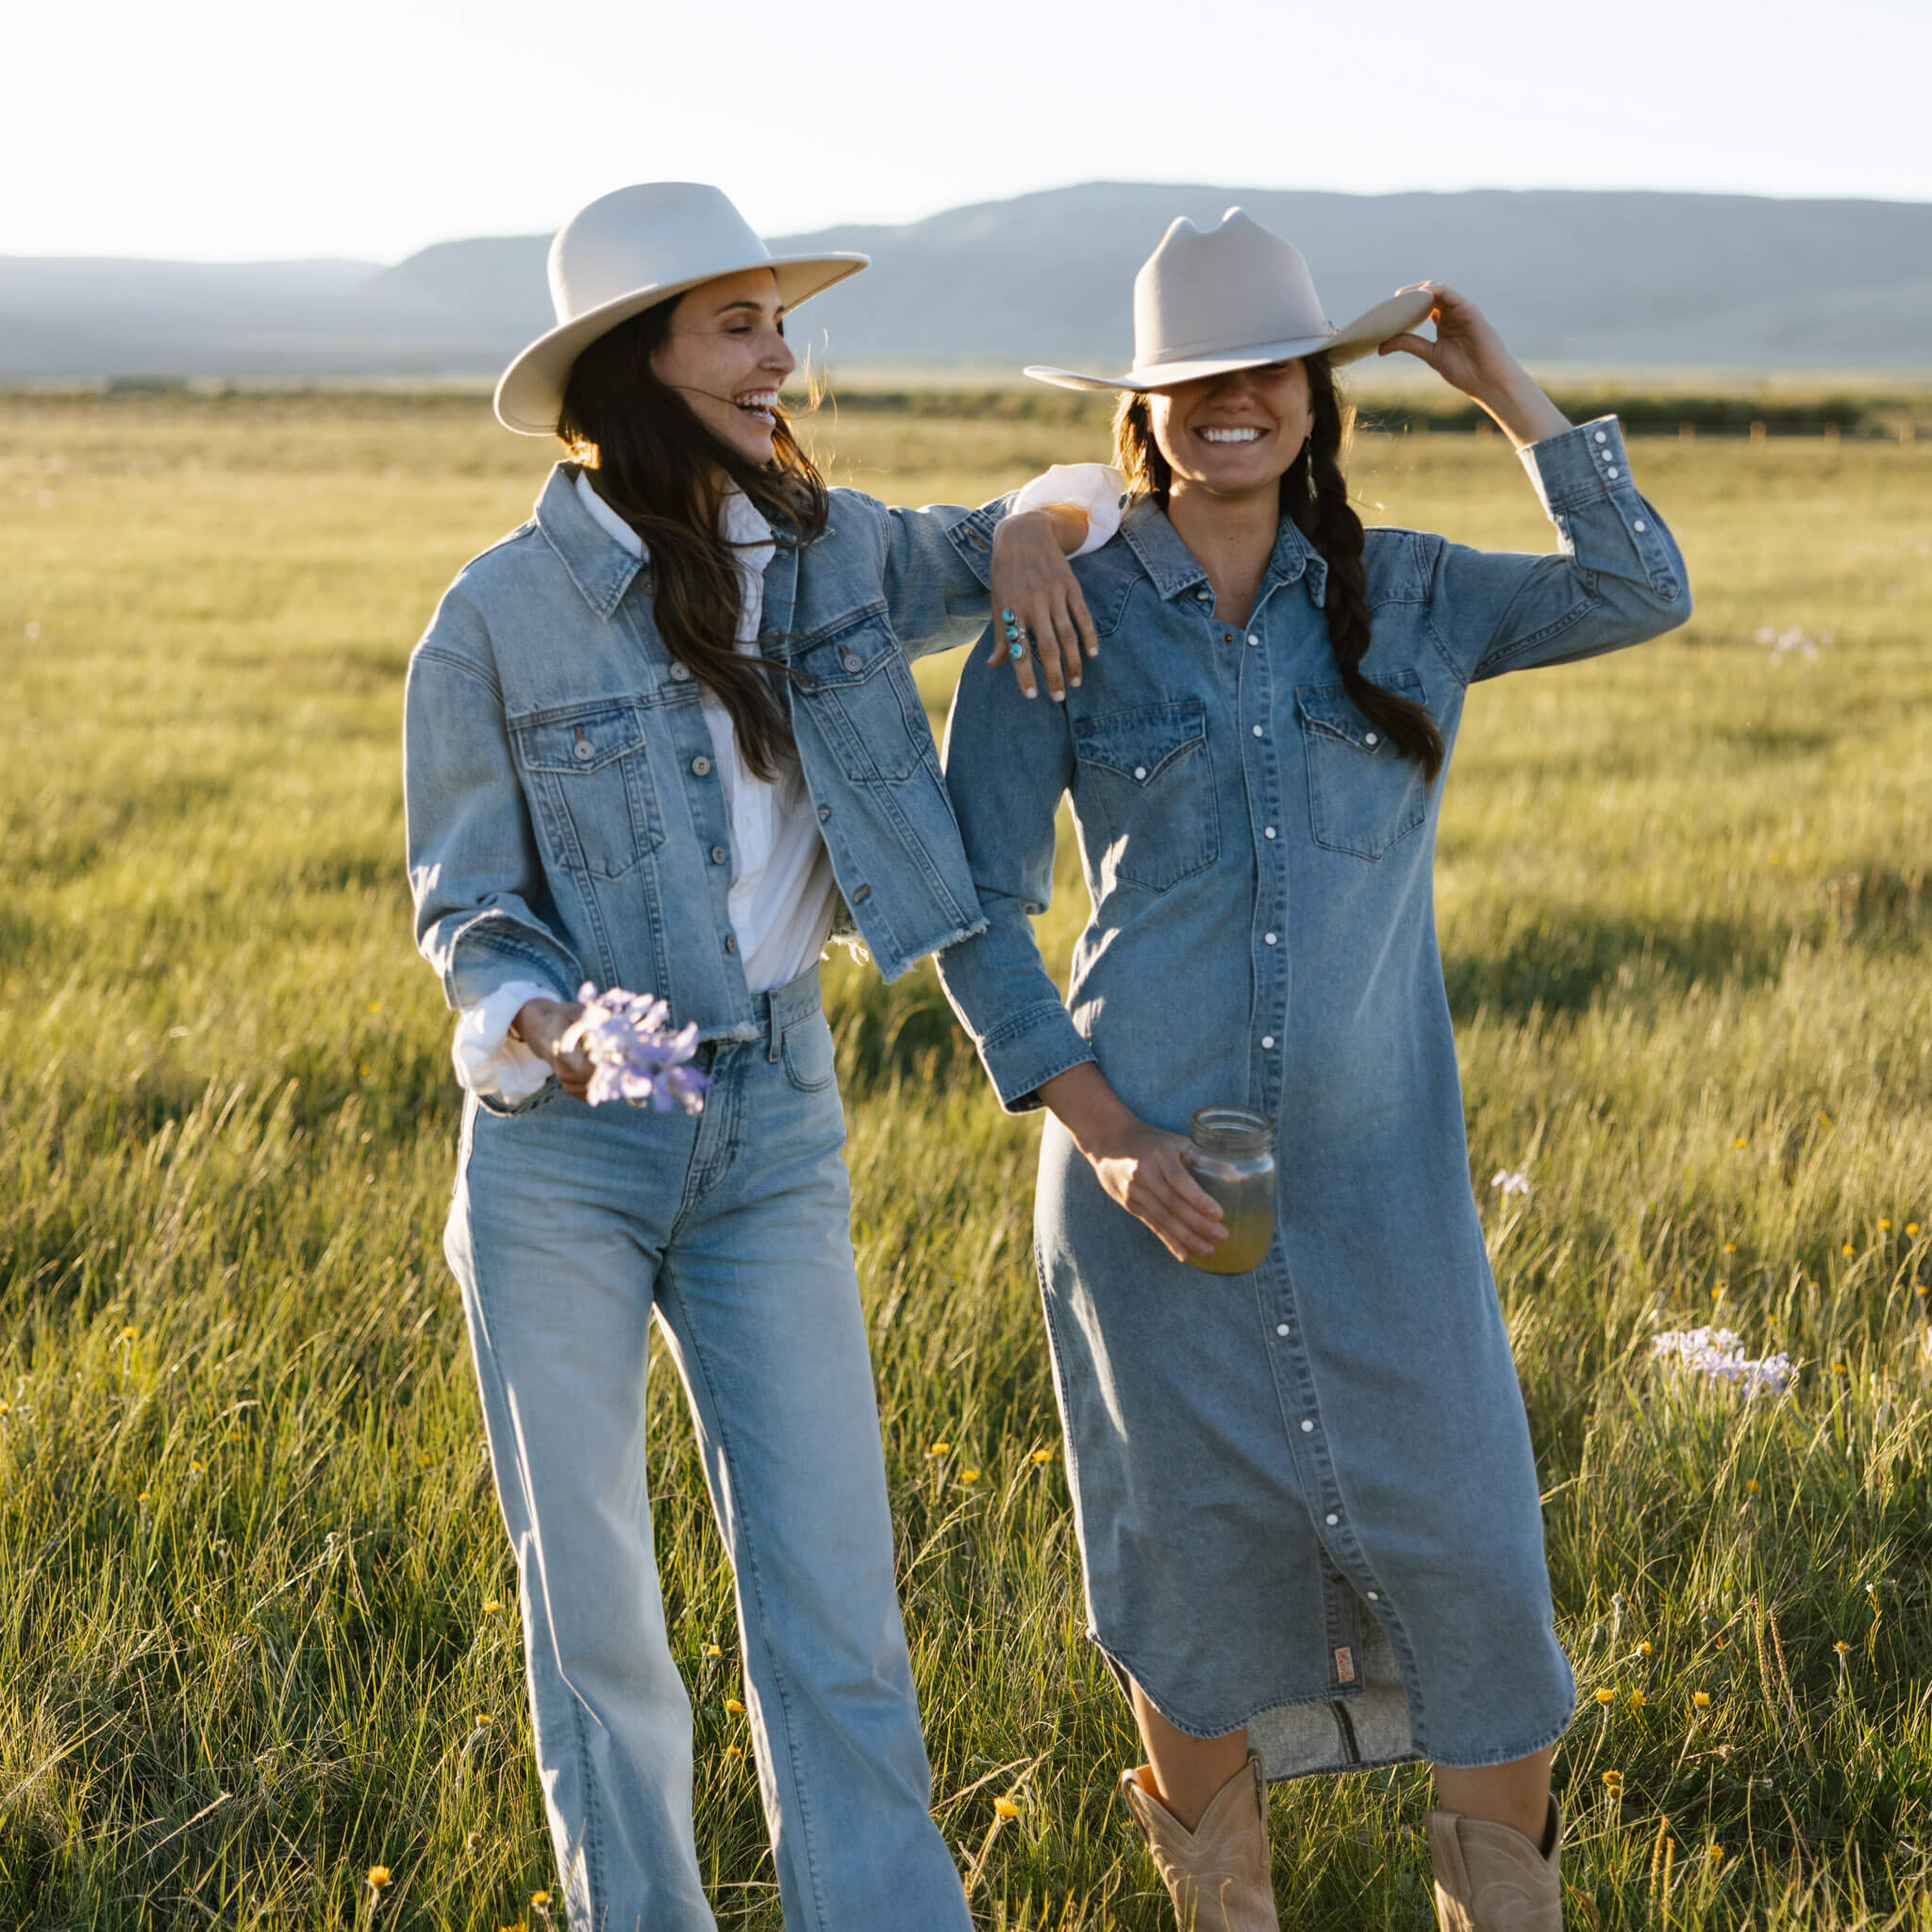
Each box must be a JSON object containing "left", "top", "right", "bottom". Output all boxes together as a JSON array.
[
  {"left": 1073, "top": 697, "right": 1220, "bottom": 891},
  {"left": 1295, "top": 671, "right": 1430, "bottom": 861},
  {"left": 511, "top": 701, "right": 665, "bottom": 880}
]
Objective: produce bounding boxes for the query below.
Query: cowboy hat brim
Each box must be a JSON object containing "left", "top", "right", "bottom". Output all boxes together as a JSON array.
[
  {"left": 1025, "top": 287, "right": 1437, "bottom": 393},
  {"left": 493, "top": 250, "right": 871, "bottom": 436}
]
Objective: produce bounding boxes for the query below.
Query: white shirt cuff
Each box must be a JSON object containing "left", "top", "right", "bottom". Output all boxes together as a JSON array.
[
  {"left": 1011, "top": 461, "right": 1124, "bottom": 558},
  {"left": 453, "top": 978, "right": 558, "bottom": 1103}
]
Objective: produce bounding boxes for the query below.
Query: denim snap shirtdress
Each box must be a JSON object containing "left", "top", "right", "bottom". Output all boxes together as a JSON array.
[{"left": 936, "top": 419, "right": 1691, "bottom": 1776}]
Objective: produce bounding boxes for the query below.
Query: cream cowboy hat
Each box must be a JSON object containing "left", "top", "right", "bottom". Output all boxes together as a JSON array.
[
  {"left": 494, "top": 182, "right": 871, "bottom": 435},
  {"left": 1026, "top": 208, "right": 1436, "bottom": 393}
]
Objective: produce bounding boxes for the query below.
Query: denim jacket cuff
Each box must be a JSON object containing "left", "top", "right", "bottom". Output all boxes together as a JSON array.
[
  {"left": 1518, "top": 416, "right": 1629, "bottom": 517},
  {"left": 442, "top": 915, "right": 581, "bottom": 1013},
  {"left": 977, "top": 1000, "right": 1097, "bottom": 1114},
  {"left": 942, "top": 498, "right": 1012, "bottom": 592}
]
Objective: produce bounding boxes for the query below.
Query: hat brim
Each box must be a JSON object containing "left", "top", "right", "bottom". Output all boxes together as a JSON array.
[
  {"left": 1026, "top": 288, "right": 1437, "bottom": 393},
  {"left": 493, "top": 250, "right": 871, "bottom": 436}
]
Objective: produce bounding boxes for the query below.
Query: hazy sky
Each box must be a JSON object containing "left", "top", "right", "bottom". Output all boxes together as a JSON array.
[{"left": 9, "top": 0, "right": 1928, "bottom": 262}]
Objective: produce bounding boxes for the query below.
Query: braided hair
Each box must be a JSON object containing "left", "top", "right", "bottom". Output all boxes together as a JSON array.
[{"left": 1113, "top": 352, "right": 1443, "bottom": 782}]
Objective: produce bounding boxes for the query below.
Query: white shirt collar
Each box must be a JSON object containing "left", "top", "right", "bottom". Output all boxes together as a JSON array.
[{"left": 573, "top": 466, "right": 774, "bottom": 563}]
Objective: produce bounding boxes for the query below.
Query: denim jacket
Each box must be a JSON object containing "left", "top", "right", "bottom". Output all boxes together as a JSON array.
[
  {"left": 935, "top": 417, "right": 1692, "bottom": 1126},
  {"left": 405, "top": 463, "right": 1006, "bottom": 1075}
]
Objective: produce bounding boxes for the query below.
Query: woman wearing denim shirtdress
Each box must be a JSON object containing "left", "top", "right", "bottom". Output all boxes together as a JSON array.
[
  {"left": 936, "top": 210, "right": 1691, "bottom": 1932},
  {"left": 403, "top": 184, "right": 1111, "bottom": 1932}
]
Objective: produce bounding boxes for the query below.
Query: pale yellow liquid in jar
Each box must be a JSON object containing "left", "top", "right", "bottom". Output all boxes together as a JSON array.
[{"left": 1182, "top": 1156, "right": 1275, "bottom": 1274}]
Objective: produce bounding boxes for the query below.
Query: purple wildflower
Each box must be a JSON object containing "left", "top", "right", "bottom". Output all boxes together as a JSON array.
[
  {"left": 1652, "top": 1326, "right": 1794, "bottom": 1397},
  {"left": 561, "top": 983, "right": 709, "bottom": 1114}
]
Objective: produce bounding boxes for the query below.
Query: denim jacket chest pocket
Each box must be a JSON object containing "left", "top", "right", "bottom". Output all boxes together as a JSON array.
[
  {"left": 789, "top": 606, "right": 930, "bottom": 784},
  {"left": 1294, "top": 668, "right": 1430, "bottom": 860},
  {"left": 1072, "top": 696, "right": 1220, "bottom": 891},
  {"left": 510, "top": 699, "right": 666, "bottom": 880}
]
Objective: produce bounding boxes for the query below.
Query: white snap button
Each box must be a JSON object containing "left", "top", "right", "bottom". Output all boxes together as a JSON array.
[
  {"left": 1133, "top": 765, "right": 1147, "bottom": 780},
  {"left": 1275, "top": 1323, "right": 1290, "bottom": 1337},
  {"left": 1264, "top": 826, "right": 1276, "bottom": 839},
  {"left": 1325, "top": 1512, "right": 1339, "bottom": 1525},
  {"left": 1264, "top": 932, "right": 1277, "bottom": 945},
  {"left": 669, "top": 661, "right": 691, "bottom": 680},
  {"left": 1251, "top": 724, "right": 1263, "bottom": 738},
  {"left": 1595, "top": 429, "right": 1607, "bottom": 442},
  {"left": 1367, "top": 1590, "right": 1380, "bottom": 1601},
  {"left": 1300, "top": 1419, "right": 1314, "bottom": 1433},
  {"left": 1364, "top": 731, "right": 1378, "bottom": 746},
  {"left": 1246, "top": 633, "right": 1260, "bottom": 646},
  {"left": 1633, "top": 519, "right": 1647, "bottom": 532},
  {"left": 842, "top": 650, "right": 862, "bottom": 672},
  {"left": 691, "top": 755, "right": 712, "bottom": 776},
  {"left": 1260, "top": 1035, "right": 1274, "bottom": 1049},
  {"left": 572, "top": 740, "right": 594, "bottom": 763},
  {"left": 1606, "top": 466, "right": 1619, "bottom": 478}
]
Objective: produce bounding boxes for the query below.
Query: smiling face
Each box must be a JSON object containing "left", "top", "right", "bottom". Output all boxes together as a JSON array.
[
  {"left": 1147, "top": 358, "right": 1314, "bottom": 503},
  {"left": 647, "top": 266, "right": 796, "bottom": 466}
]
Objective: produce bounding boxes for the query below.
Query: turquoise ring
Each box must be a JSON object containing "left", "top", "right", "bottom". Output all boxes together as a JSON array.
[{"left": 1008, "top": 638, "right": 1026, "bottom": 661}]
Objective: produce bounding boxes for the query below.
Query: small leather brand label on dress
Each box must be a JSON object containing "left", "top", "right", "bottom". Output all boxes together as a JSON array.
[{"left": 1334, "top": 1646, "right": 1357, "bottom": 1684}]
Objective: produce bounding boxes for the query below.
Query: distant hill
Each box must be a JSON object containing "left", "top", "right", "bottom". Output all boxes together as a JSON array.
[{"left": 3, "top": 184, "right": 1929, "bottom": 381}]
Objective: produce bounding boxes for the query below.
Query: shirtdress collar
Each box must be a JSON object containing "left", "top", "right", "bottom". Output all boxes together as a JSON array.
[{"left": 1119, "top": 495, "right": 1330, "bottom": 608}]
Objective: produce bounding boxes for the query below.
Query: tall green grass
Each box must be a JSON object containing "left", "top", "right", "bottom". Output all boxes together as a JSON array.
[{"left": 1, "top": 392, "right": 1927, "bottom": 1928}]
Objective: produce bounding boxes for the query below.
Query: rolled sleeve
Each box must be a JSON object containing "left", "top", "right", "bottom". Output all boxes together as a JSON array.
[
  {"left": 1011, "top": 462, "right": 1124, "bottom": 558},
  {"left": 858, "top": 491, "right": 1013, "bottom": 658}
]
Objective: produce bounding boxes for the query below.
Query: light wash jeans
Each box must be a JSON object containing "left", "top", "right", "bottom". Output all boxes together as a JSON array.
[{"left": 444, "top": 966, "right": 971, "bottom": 1932}]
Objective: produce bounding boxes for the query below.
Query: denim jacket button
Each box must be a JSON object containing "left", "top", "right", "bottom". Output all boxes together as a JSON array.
[
  {"left": 1275, "top": 1322, "right": 1290, "bottom": 1336},
  {"left": 1300, "top": 1419, "right": 1314, "bottom": 1433},
  {"left": 691, "top": 755, "right": 712, "bottom": 777},
  {"left": 1633, "top": 520, "right": 1648, "bottom": 533},
  {"left": 1133, "top": 765, "right": 1147, "bottom": 780},
  {"left": 709, "top": 845, "right": 728, "bottom": 865},
  {"left": 668, "top": 661, "right": 692, "bottom": 681},
  {"left": 723, "top": 934, "right": 737, "bottom": 954},
  {"left": 572, "top": 741, "right": 594, "bottom": 763},
  {"left": 841, "top": 651, "right": 862, "bottom": 673}
]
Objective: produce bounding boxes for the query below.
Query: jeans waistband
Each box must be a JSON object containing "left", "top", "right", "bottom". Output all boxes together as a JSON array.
[{"left": 743, "top": 961, "right": 824, "bottom": 1061}]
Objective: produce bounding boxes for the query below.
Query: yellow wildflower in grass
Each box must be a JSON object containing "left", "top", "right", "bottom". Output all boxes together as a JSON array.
[
  {"left": 925, "top": 1441, "right": 950, "bottom": 1457},
  {"left": 1723, "top": 1242, "right": 1737, "bottom": 1254},
  {"left": 475, "top": 1712, "right": 491, "bottom": 1725},
  {"left": 1692, "top": 1690, "right": 1711, "bottom": 1708},
  {"left": 531, "top": 1893, "right": 551, "bottom": 1908},
  {"left": 483, "top": 1599, "right": 502, "bottom": 1615},
  {"left": 1030, "top": 1447, "right": 1054, "bottom": 1464},
  {"left": 702, "top": 1641, "right": 723, "bottom": 1657},
  {"left": 725, "top": 1698, "right": 744, "bottom": 1714},
  {"left": 1595, "top": 1688, "right": 1615, "bottom": 1705},
  {"left": 1880, "top": 1219, "right": 1892, "bottom": 1231},
  {"left": 367, "top": 1866, "right": 392, "bottom": 1890},
  {"left": 1746, "top": 1478, "right": 1760, "bottom": 1492},
  {"left": 993, "top": 1796, "right": 1021, "bottom": 1821},
  {"left": 1710, "top": 1285, "right": 1723, "bottom": 1302},
  {"left": 1908, "top": 1224, "right": 1921, "bottom": 1237},
  {"left": 1639, "top": 1641, "right": 1653, "bottom": 1657},
  {"left": 1834, "top": 1641, "right": 1850, "bottom": 1657},
  {"left": 1708, "top": 1844, "right": 1724, "bottom": 1868},
  {"left": 120, "top": 1325, "right": 136, "bottom": 1340},
  {"left": 960, "top": 1468, "right": 981, "bottom": 1483},
  {"left": 1602, "top": 1770, "right": 1624, "bottom": 1790},
  {"left": 1732, "top": 1138, "right": 1748, "bottom": 1150},
  {"left": 1841, "top": 1243, "right": 1856, "bottom": 1257},
  {"left": 1628, "top": 1690, "right": 1647, "bottom": 1710}
]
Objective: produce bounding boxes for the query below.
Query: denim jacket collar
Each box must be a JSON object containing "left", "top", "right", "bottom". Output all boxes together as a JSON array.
[
  {"left": 535, "top": 463, "right": 646, "bottom": 620},
  {"left": 1119, "top": 496, "right": 1328, "bottom": 608}
]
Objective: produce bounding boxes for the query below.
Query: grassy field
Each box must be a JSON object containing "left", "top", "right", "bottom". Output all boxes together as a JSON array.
[{"left": 1, "top": 389, "right": 1928, "bottom": 1930}]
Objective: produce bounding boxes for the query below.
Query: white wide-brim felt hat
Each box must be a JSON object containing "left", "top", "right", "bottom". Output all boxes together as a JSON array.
[
  {"left": 1026, "top": 208, "right": 1436, "bottom": 393},
  {"left": 494, "top": 182, "right": 870, "bottom": 435}
]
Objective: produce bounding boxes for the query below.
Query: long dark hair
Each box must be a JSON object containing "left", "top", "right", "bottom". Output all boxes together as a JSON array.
[
  {"left": 1113, "top": 352, "right": 1444, "bottom": 781},
  {"left": 557, "top": 299, "right": 828, "bottom": 782}
]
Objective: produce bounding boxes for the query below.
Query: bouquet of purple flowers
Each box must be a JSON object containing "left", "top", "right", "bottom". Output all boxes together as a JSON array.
[{"left": 559, "top": 984, "right": 710, "bottom": 1114}]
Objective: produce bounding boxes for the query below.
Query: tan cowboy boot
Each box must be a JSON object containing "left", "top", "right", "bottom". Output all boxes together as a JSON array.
[
  {"left": 1425, "top": 1800, "right": 1563, "bottom": 1931},
  {"left": 1121, "top": 1752, "right": 1281, "bottom": 1932}
]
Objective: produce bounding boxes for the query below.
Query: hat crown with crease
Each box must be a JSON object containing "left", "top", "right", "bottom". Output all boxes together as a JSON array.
[
  {"left": 549, "top": 182, "right": 776, "bottom": 326},
  {"left": 1134, "top": 208, "right": 1329, "bottom": 368}
]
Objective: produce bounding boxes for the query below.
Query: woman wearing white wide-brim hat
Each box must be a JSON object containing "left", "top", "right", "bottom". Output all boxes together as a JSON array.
[
  {"left": 939, "top": 208, "right": 1693, "bottom": 1931},
  {"left": 404, "top": 181, "right": 1110, "bottom": 1932}
]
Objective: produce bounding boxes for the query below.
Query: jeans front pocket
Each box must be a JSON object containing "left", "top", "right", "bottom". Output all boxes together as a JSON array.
[
  {"left": 1073, "top": 697, "right": 1220, "bottom": 891},
  {"left": 512, "top": 701, "right": 664, "bottom": 880},
  {"left": 780, "top": 1008, "right": 838, "bottom": 1092},
  {"left": 1296, "top": 671, "right": 1429, "bottom": 861}
]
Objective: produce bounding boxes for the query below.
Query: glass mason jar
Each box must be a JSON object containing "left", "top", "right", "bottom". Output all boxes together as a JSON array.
[{"left": 1181, "top": 1106, "right": 1276, "bottom": 1275}]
